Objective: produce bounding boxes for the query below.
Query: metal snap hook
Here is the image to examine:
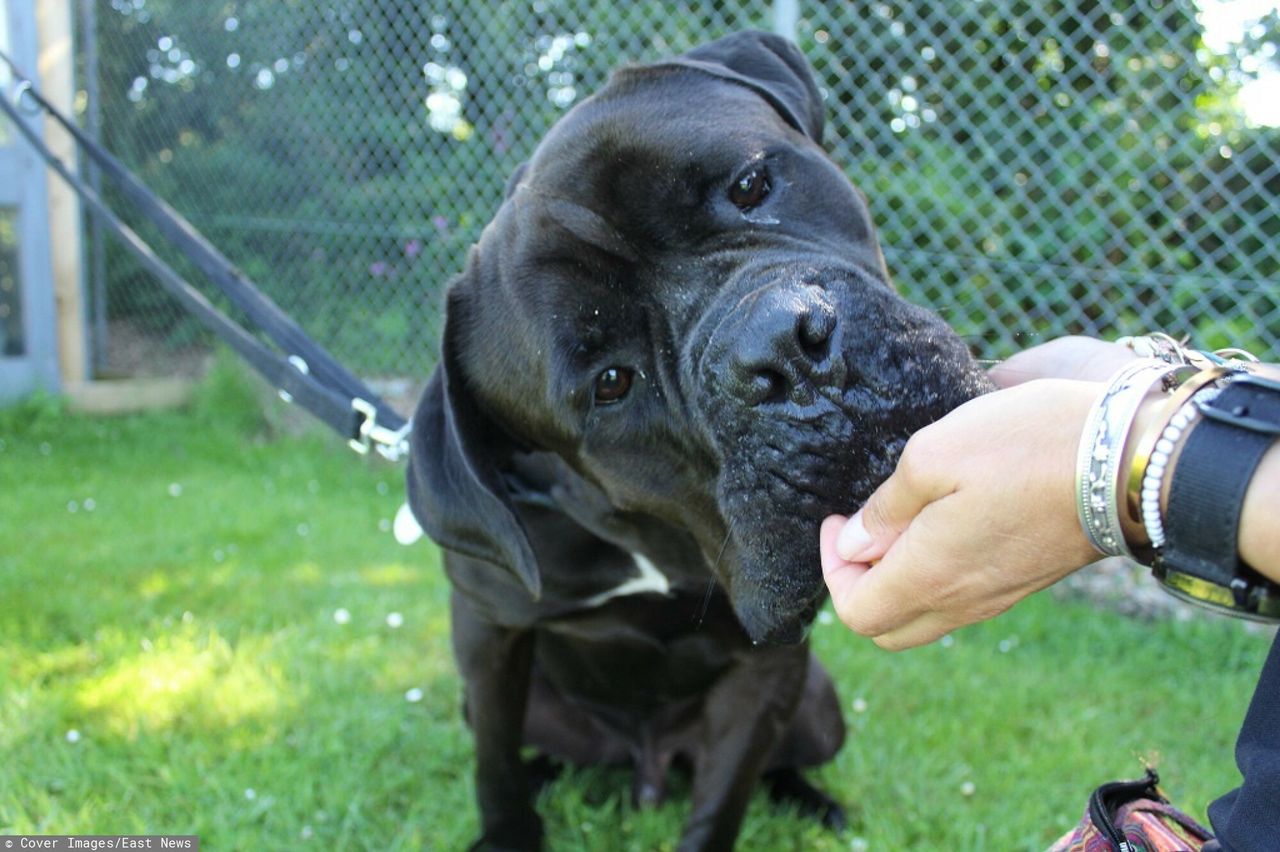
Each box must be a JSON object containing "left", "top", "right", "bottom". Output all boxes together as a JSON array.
[
  {"left": 278, "top": 354, "right": 311, "bottom": 403},
  {"left": 12, "top": 80, "right": 41, "bottom": 116}
]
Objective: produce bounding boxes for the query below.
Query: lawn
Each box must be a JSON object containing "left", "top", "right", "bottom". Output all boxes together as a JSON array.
[{"left": 0, "top": 362, "right": 1271, "bottom": 850}]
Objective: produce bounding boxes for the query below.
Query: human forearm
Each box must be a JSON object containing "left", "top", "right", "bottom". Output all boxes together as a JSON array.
[{"left": 1240, "top": 440, "right": 1280, "bottom": 583}]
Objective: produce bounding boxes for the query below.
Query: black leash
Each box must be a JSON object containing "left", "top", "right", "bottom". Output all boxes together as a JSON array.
[{"left": 0, "top": 53, "right": 411, "bottom": 461}]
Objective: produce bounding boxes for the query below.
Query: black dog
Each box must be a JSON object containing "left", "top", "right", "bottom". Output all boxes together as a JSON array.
[{"left": 404, "top": 31, "right": 989, "bottom": 851}]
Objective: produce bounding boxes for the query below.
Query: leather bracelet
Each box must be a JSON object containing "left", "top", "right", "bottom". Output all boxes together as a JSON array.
[{"left": 1159, "top": 372, "right": 1280, "bottom": 619}]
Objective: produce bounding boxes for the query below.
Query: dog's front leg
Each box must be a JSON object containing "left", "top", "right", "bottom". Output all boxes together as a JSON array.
[
  {"left": 677, "top": 643, "right": 810, "bottom": 852},
  {"left": 450, "top": 591, "right": 541, "bottom": 851}
]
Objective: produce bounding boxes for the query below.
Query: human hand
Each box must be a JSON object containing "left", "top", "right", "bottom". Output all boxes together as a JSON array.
[
  {"left": 819, "top": 378, "right": 1103, "bottom": 650},
  {"left": 988, "top": 335, "right": 1137, "bottom": 388}
]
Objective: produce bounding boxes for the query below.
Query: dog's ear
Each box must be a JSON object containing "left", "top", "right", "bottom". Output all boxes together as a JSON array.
[
  {"left": 671, "top": 30, "right": 823, "bottom": 143},
  {"left": 503, "top": 162, "right": 529, "bottom": 199},
  {"left": 405, "top": 289, "right": 541, "bottom": 599}
]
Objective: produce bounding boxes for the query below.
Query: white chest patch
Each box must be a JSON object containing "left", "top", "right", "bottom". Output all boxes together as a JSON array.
[
  {"left": 394, "top": 501, "right": 671, "bottom": 608},
  {"left": 580, "top": 552, "right": 672, "bottom": 608},
  {"left": 393, "top": 502, "right": 425, "bottom": 545}
]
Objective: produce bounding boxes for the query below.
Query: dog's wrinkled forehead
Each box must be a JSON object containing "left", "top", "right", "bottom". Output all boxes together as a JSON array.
[
  {"left": 502, "top": 31, "right": 823, "bottom": 219},
  {"left": 658, "top": 31, "right": 824, "bottom": 142},
  {"left": 513, "top": 78, "right": 792, "bottom": 218}
]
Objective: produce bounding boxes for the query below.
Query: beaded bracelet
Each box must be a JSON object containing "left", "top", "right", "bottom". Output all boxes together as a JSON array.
[
  {"left": 1138, "top": 384, "right": 1222, "bottom": 550},
  {"left": 1121, "top": 366, "right": 1232, "bottom": 554}
]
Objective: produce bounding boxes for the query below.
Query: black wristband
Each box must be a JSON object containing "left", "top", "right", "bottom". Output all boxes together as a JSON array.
[{"left": 1161, "top": 373, "right": 1280, "bottom": 614}]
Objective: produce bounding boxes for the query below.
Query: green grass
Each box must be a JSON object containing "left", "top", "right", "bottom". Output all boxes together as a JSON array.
[{"left": 0, "top": 363, "right": 1271, "bottom": 850}]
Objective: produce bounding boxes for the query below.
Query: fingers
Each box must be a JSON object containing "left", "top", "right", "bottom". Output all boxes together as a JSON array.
[
  {"left": 990, "top": 336, "right": 1135, "bottom": 388},
  {"left": 819, "top": 514, "right": 872, "bottom": 602},
  {"left": 821, "top": 375, "right": 1109, "bottom": 651},
  {"left": 826, "top": 513, "right": 997, "bottom": 651},
  {"left": 825, "top": 503, "right": 938, "bottom": 640},
  {"left": 833, "top": 444, "right": 938, "bottom": 564},
  {"left": 818, "top": 514, "right": 850, "bottom": 575},
  {"left": 822, "top": 422, "right": 956, "bottom": 645},
  {"left": 871, "top": 611, "right": 953, "bottom": 651}
]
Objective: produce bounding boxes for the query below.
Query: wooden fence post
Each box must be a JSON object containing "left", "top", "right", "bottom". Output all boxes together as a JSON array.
[{"left": 37, "top": 0, "right": 87, "bottom": 388}]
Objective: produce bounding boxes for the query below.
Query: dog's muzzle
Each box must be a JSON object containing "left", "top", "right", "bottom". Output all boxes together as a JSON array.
[{"left": 690, "top": 267, "right": 992, "bottom": 645}]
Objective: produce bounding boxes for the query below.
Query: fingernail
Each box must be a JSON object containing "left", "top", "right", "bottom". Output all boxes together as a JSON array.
[{"left": 836, "top": 510, "right": 873, "bottom": 561}]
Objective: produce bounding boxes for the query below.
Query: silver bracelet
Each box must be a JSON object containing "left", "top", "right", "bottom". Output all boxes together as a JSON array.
[{"left": 1075, "top": 361, "right": 1184, "bottom": 558}]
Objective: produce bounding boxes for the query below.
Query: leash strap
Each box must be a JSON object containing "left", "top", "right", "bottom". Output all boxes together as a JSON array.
[{"left": 0, "top": 52, "right": 410, "bottom": 460}]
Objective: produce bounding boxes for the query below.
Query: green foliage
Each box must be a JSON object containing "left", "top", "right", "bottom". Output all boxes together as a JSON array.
[
  {"left": 794, "top": 1, "right": 1279, "bottom": 356},
  {"left": 188, "top": 350, "right": 273, "bottom": 440},
  {"left": 1239, "top": 10, "right": 1280, "bottom": 76},
  {"left": 0, "top": 390, "right": 67, "bottom": 432}
]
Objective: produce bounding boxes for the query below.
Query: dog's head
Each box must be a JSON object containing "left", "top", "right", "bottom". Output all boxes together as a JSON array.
[{"left": 408, "top": 31, "right": 991, "bottom": 643}]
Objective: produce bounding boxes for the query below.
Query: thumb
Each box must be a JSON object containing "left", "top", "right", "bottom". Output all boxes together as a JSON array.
[{"left": 835, "top": 461, "right": 933, "bottom": 564}]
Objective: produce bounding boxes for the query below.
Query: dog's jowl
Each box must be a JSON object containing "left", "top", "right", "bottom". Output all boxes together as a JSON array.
[{"left": 405, "top": 30, "right": 990, "bottom": 851}]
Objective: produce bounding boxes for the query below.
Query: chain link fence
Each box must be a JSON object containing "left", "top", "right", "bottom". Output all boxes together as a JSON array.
[{"left": 81, "top": 0, "right": 1278, "bottom": 382}]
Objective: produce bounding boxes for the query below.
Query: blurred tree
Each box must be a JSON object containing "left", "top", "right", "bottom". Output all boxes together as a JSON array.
[
  {"left": 792, "top": 0, "right": 1276, "bottom": 353},
  {"left": 1238, "top": 10, "right": 1280, "bottom": 76}
]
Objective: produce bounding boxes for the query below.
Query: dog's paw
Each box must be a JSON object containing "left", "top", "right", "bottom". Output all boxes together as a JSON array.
[
  {"left": 525, "top": 753, "right": 564, "bottom": 795},
  {"left": 467, "top": 840, "right": 541, "bottom": 852},
  {"left": 632, "top": 777, "right": 667, "bottom": 809},
  {"left": 762, "top": 767, "right": 848, "bottom": 833},
  {"left": 468, "top": 820, "right": 544, "bottom": 852}
]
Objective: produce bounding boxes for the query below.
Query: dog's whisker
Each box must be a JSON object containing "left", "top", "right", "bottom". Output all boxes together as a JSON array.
[
  {"left": 696, "top": 524, "right": 734, "bottom": 628},
  {"left": 695, "top": 577, "right": 717, "bottom": 629}
]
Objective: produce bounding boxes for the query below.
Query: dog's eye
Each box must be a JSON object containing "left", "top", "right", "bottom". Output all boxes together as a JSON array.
[
  {"left": 729, "top": 167, "right": 771, "bottom": 210},
  {"left": 593, "top": 367, "right": 634, "bottom": 404}
]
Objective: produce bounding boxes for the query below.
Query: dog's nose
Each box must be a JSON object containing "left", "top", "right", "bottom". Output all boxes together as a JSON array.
[{"left": 720, "top": 285, "right": 841, "bottom": 408}]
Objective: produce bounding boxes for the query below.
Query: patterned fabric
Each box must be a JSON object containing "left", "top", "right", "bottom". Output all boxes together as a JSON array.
[{"left": 1049, "top": 797, "right": 1215, "bottom": 852}]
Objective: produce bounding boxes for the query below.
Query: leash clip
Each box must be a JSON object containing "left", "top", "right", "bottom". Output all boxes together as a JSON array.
[
  {"left": 350, "top": 397, "right": 412, "bottom": 462},
  {"left": 11, "top": 80, "right": 40, "bottom": 116}
]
